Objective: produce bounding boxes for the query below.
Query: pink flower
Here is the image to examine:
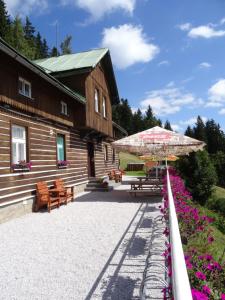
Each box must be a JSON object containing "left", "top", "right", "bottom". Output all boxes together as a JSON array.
[
  {"left": 195, "top": 271, "right": 206, "bottom": 281},
  {"left": 208, "top": 236, "right": 214, "bottom": 244},
  {"left": 192, "top": 289, "right": 209, "bottom": 300},
  {"left": 221, "top": 294, "right": 225, "bottom": 300},
  {"left": 202, "top": 285, "right": 211, "bottom": 295}
]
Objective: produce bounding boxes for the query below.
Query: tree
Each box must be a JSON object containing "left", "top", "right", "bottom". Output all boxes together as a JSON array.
[
  {"left": 0, "top": 0, "right": 11, "bottom": 41},
  {"left": 60, "top": 35, "right": 72, "bottom": 55},
  {"left": 143, "top": 105, "right": 159, "bottom": 129},
  {"left": 205, "top": 119, "right": 225, "bottom": 154},
  {"left": 176, "top": 150, "right": 217, "bottom": 205},
  {"left": 23, "top": 17, "right": 35, "bottom": 40},
  {"left": 211, "top": 151, "right": 225, "bottom": 187},
  {"left": 193, "top": 116, "right": 207, "bottom": 142},
  {"left": 112, "top": 99, "right": 133, "bottom": 134},
  {"left": 185, "top": 126, "right": 194, "bottom": 138},
  {"left": 164, "top": 120, "right": 172, "bottom": 131},
  {"left": 41, "top": 38, "right": 49, "bottom": 58},
  {"left": 50, "top": 46, "right": 59, "bottom": 57},
  {"left": 132, "top": 109, "right": 144, "bottom": 134},
  {"left": 10, "top": 16, "right": 31, "bottom": 58}
]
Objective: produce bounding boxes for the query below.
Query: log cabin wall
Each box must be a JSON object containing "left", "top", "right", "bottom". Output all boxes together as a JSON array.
[
  {"left": 0, "top": 51, "right": 86, "bottom": 128},
  {"left": 0, "top": 108, "right": 89, "bottom": 207},
  {"left": 85, "top": 65, "right": 113, "bottom": 137},
  {"left": 94, "top": 142, "right": 119, "bottom": 177}
]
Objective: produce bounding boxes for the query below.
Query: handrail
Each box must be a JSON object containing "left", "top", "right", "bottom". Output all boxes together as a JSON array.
[{"left": 167, "top": 169, "right": 192, "bottom": 299}]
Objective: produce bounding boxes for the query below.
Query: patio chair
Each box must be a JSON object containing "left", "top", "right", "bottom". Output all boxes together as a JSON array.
[
  {"left": 53, "top": 179, "right": 73, "bottom": 205},
  {"left": 35, "top": 181, "right": 60, "bottom": 213}
]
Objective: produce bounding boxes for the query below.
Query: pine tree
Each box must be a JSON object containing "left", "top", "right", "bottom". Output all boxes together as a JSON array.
[
  {"left": 112, "top": 99, "right": 133, "bottom": 134},
  {"left": 41, "top": 38, "right": 49, "bottom": 58},
  {"left": 0, "top": 0, "right": 11, "bottom": 41},
  {"left": 60, "top": 35, "right": 72, "bottom": 55},
  {"left": 10, "top": 16, "right": 31, "bottom": 57},
  {"left": 164, "top": 120, "right": 172, "bottom": 131},
  {"left": 35, "top": 32, "right": 43, "bottom": 59},
  {"left": 132, "top": 109, "right": 144, "bottom": 134},
  {"left": 193, "top": 116, "right": 207, "bottom": 142},
  {"left": 50, "top": 46, "right": 59, "bottom": 57},
  {"left": 143, "top": 105, "right": 159, "bottom": 129},
  {"left": 206, "top": 120, "right": 225, "bottom": 154},
  {"left": 185, "top": 126, "right": 194, "bottom": 138},
  {"left": 24, "top": 17, "right": 35, "bottom": 40}
]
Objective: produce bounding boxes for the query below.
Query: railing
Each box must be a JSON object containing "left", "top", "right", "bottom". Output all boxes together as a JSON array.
[{"left": 167, "top": 169, "right": 192, "bottom": 299}]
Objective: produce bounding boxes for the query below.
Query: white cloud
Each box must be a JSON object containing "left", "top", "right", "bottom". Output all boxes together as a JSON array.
[
  {"left": 171, "top": 124, "right": 182, "bottom": 132},
  {"left": 140, "top": 85, "right": 197, "bottom": 116},
  {"left": 101, "top": 24, "right": 159, "bottom": 69},
  {"left": 206, "top": 102, "right": 223, "bottom": 108},
  {"left": 158, "top": 60, "right": 170, "bottom": 67},
  {"left": 179, "top": 116, "right": 207, "bottom": 127},
  {"left": 61, "top": 0, "right": 136, "bottom": 20},
  {"left": 208, "top": 79, "right": 225, "bottom": 106},
  {"left": 199, "top": 62, "right": 211, "bottom": 69},
  {"left": 188, "top": 25, "right": 225, "bottom": 38},
  {"left": 220, "top": 18, "right": 225, "bottom": 25},
  {"left": 219, "top": 108, "right": 225, "bottom": 114},
  {"left": 178, "top": 21, "right": 225, "bottom": 39},
  {"left": 5, "top": 0, "right": 48, "bottom": 16},
  {"left": 178, "top": 23, "right": 192, "bottom": 31}
]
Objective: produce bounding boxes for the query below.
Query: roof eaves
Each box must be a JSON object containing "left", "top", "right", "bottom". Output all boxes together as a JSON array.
[{"left": 0, "top": 37, "right": 86, "bottom": 105}]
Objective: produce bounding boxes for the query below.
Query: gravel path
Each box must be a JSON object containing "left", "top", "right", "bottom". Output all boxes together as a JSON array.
[{"left": 0, "top": 184, "right": 164, "bottom": 300}]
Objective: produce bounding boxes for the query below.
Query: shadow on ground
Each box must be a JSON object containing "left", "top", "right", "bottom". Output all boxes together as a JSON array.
[{"left": 82, "top": 190, "right": 162, "bottom": 300}]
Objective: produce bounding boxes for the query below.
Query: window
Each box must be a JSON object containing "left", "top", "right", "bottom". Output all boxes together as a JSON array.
[
  {"left": 94, "top": 89, "right": 99, "bottom": 113},
  {"left": 102, "top": 97, "right": 107, "bottom": 118},
  {"left": 57, "top": 134, "right": 66, "bottom": 161},
  {"left": 12, "top": 125, "right": 27, "bottom": 164},
  {"left": 19, "top": 77, "right": 31, "bottom": 98},
  {"left": 61, "top": 101, "right": 68, "bottom": 115},
  {"left": 104, "top": 145, "right": 108, "bottom": 161}
]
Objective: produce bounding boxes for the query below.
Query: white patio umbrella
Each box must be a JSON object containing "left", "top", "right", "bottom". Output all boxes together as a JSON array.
[{"left": 112, "top": 126, "right": 205, "bottom": 162}]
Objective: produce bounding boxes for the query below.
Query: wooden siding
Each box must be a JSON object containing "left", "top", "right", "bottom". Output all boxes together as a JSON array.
[
  {"left": 57, "top": 64, "right": 113, "bottom": 137},
  {"left": 0, "top": 109, "right": 119, "bottom": 206},
  {"left": 85, "top": 65, "right": 113, "bottom": 137},
  {"left": 0, "top": 51, "right": 85, "bottom": 128}
]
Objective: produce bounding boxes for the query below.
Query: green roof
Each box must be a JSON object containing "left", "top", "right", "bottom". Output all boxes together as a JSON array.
[{"left": 34, "top": 48, "right": 109, "bottom": 73}]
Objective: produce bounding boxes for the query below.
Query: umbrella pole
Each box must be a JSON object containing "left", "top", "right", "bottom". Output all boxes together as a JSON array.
[{"left": 166, "top": 157, "right": 168, "bottom": 169}]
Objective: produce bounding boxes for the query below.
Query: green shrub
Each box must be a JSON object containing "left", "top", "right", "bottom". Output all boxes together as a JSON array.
[{"left": 208, "top": 197, "right": 225, "bottom": 217}]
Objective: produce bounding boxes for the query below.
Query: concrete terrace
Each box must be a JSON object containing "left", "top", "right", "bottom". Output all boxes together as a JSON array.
[{"left": 0, "top": 181, "right": 168, "bottom": 300}]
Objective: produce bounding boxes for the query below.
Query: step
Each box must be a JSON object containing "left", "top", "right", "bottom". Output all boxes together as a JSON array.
[{"left": 86, "top": 183, "right": 102, "bottom": 187}]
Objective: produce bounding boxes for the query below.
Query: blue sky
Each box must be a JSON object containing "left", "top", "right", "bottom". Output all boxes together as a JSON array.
[{"left": 5, "top": 0, "right": 225, "bottom": 132}]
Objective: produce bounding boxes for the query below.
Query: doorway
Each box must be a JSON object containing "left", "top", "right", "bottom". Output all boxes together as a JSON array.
[{"left": 87, "top": 142, "right": 95, "bottom": 178}]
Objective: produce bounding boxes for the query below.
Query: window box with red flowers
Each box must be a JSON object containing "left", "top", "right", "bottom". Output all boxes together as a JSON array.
[
  {"left": 57, "top": 160, "right": 69, "bottom": 169},
  {"left": 12, "top": 160, "right": 32, "bottom": 172}
]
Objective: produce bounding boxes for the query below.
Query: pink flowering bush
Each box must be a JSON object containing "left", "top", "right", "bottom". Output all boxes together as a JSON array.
[{"left": 161, "top": 167, "right": 225, "bottom": 300}]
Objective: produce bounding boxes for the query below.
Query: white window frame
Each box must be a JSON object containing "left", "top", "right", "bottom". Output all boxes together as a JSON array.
[
  {"left": 61, "top": 101, "right": 68, "bottom": 116},
  {"left": 19, "top": 77, "right": 32, "bottom": 98},
  {"left": 12, "top": 125, "right": 27, "bottom": 164},
  {"left": 94, "top": 89, "right": 99, "bottom": 113},
  {"left": 102, "top": 96, "right": 106, "bottom": 118}
]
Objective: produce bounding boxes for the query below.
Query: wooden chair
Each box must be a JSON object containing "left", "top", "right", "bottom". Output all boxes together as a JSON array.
[
  {"left": 36, "top": 181, "right": 60, "bottom": 213},
  {"left": 108, "top": 169, "right": 122, "bottom": 183},
  {"left": 53, "top": 179, "right": 73, "bottom": 205}
]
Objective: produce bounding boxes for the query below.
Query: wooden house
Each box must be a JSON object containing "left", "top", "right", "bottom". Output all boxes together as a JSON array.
[{"left": 0, "top": 38, "right": 126, "bottom": 222}]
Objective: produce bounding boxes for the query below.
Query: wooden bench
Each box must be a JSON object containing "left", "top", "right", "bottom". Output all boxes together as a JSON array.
[
  {"left": 53, "top": 179, "right": 74, "bottom": 204},
  {"left": 36, "top": 181, "right": 60, "bottom": 212}
]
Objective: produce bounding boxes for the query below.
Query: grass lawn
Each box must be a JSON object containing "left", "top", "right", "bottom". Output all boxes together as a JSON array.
[
  {"left": 119, "top": 152, "right": 143, "bottom": 170},
  {"left": 185, "top": 203, "right": 225, "bottom": 263},
  {"left": 212, "top": 185, "right": 225, "bottom": 199},
  {"left": 125, "top": 170, "right": 146, "bottom": 176}
]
